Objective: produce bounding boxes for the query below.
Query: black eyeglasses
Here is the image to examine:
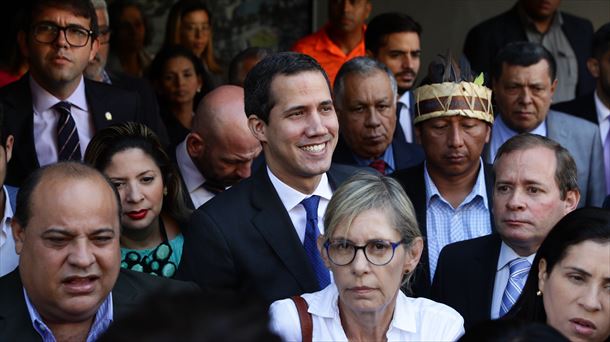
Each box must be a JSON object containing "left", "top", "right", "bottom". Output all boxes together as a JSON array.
[
  {"left": 324, "top": 239, "right": 406, "bottom": 266},
  {"left": 32, "top": 22, "right": 93, "bottom": 47}
]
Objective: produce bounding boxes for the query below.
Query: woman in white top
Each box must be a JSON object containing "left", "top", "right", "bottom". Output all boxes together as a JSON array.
[{"left": 270, "top": 173, "right": 464, "bottom": 341}]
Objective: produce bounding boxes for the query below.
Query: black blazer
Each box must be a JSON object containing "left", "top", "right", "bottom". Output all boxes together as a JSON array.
[
  {"left": 332, "top": 132, "right": 424, "bottom": 173},
  {"left": 391, "top": 162, "right": 496, "bottom": 298},
  {"left": 463, "top": 5, "right": 595, "bottom": 97},
  {"left": 0, "top": 268, "right": 199, "bottom": 341},
  {"left": 430, "top": 234, "right": 502, "bottom": 330},
  {"left": 176, "top": 163, "right": 365, "bottom": 304},
  {"left": 0, "top": 75, "right": 168, "bottom": 186},
  {"left": 551, "top": 92, "right": 599, "bottom": 125}
]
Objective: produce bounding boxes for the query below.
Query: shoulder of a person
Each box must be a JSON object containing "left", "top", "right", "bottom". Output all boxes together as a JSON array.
[
  {"left": 559, "top": 10, "right": 594, "bottom": 29},
  {"left": 549, "top": 109, "right": 598, "bottom": 131},
  {"left": 115, "top": 268, "right": 200, "bottom": 294}
]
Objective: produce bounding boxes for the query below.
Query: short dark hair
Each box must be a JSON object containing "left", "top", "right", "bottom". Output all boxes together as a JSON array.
[
  {"left": 365, "top": 12, "right": 422, "bottom": 55},
  {"left": 22, "top": 0, "right": 99, "bottom": 40},
  {"left": 228, "top": 47, "right": 273, "bottom": 86},
  {"left": 108, "top": 0, "right": 151, "bottom": 47},
  {"left": 13, "top": 162, "right": 120, "bottom": 228},
  {"left": 149, "top": 45, "right": 208, "bottom": 91},
  {"left": 491, "top": 41, "right": 556, "bottom": 82},
  {"left": 506, "top": 207, "right": 610, "bottom": 325},
  {"left": 592, "top": 22, "right": 610, "bottom": 59},
  {"left": 333, "top": 56, "right": 397, "bottom": 109},
  {"left": 459, "top": 319, "right": 568, "bottom": 342},
  {"left": 493, "top": 133, "right": 578, "bottom": 200},
  {"left": 243, "top": 52, "right": 330, "bottom": 123}
]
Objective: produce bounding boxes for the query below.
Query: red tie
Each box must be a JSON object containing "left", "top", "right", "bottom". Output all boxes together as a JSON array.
[{"left": 369, "top": 159, "right": 387, "bottom": 174}]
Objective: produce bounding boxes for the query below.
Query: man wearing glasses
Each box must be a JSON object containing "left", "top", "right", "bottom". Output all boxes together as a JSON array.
[{"left": 0, "top": 0, "right": 167, "bottom": 187}]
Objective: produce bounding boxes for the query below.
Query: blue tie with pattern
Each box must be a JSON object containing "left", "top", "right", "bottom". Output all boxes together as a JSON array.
[
  {"left": 301, "top": 195, "right": 330, "bottom": 289},
  {"left": 499, "top": 257, "right": 531, "bottom": 316},
  {"left": 53, "top": 101, "right": 81, "bottom": 161}
]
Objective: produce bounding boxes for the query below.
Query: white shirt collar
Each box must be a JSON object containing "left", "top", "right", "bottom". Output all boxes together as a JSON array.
[
  {"left": 0, "top": 185, "right": 13, "bottom": 246},
  {"left": 267, "top": 167, "right": 333, "bottom": 213},
  {"left": 497, "top": 241, "right": 536, "bottom": 271},
  {"left": 594, "top": 90, "right": 610, "bottom": 141},
  {"left": 423, "top": 159, "right": 490, "bottom": 209},
  {"left": 175, "top": 138, "right": 206, "bottom": 193},
  {"left": 30, "top": 74, "right": 88, "bottom": 114},
  {"left": 398, "top": 91, "right": 411, "bottom": 109}
]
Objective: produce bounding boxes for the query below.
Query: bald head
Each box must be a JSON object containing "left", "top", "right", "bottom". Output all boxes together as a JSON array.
[{"left": 187, "top": 85, "right": 262, "bottom": 187}]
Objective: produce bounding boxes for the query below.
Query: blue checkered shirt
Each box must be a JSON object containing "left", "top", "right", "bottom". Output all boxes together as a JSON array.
[
  {"left": 24, "top": 288, "right": 113, "bottom": 342},
  {"left": 424, "top": 159, "right": 492, "bottom": 280}
]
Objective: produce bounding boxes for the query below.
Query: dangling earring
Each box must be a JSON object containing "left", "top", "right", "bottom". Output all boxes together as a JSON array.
[
  {"left": 163, "top": 187, "right": 168, "bottom": 196},
  {"left": 197, "top": 87, "right": 201, "bottom": 93},
  {"left": 536, "top": 290, "right": 542, "bottom": 296}
]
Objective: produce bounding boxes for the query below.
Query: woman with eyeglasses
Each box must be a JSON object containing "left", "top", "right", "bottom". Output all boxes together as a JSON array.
[
  {"left": 269, "top": 173, "right": 464, "bottom": 341},
  {"left": 84, "top": 122, "right": 191, "bottom": 278}
]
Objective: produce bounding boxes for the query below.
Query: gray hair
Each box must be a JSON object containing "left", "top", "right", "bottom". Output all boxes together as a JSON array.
[
  {"left": 90, "top": 0, "right": 107, "bottom": 11},
  {"left": 322, "top": 172, "right": 420, "bottom": 286},
  {"left": 333, "top": 56, "right": 398, "bottom": 109}
]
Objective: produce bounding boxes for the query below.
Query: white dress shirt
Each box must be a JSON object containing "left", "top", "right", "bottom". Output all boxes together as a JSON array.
[
  {"left": 0, "top": 186, "right": 18, "bottom": 277},
  {"left": 491, "top": 242, "right": 536, "bottom": 319},
  {"left": 175, "top": 139, "right": 215, "bottom": 208},
  {"left": 269, "top": 285, "right": 465, "bottom": 341},
  {"left": 489, "top": 115, "right": 547, "bottom": 161},
  {"left": 398, "top": 91, "right": 413, "bottom": 143},
  {"left": 30, "top": 75, "right": 95, "bottom": 166}
]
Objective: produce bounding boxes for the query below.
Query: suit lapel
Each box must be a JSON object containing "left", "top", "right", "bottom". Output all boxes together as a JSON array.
[
  {"left": 85, "top": 79, "right": 129, "bottom": 132},
  {"left": 546, "top": 110, "right": 568, "bottom": 142},
  {"left": 471, "top": 235, "right": 502, "bottom": 319},
  {"left": 249, "top": 169, "right": 319, "bottom": 292}
]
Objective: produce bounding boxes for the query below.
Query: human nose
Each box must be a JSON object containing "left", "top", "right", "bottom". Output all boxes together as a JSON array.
[
  {"left": 125, "top": 182, "right": 144, "bottom": 203},
  {"left": 579, "top": 286, "right": 603, "bottom": 312},
  {"left": 518, "top": 87, "right": 533, "bottom": 105},
  {"left": 235, "top": 162, "right": 252, "bottom": 179},
  {"left": 53, "top": 28, "right": 70, "bottom": 48},
  {"left": 402, "top": 55, "right": 415, "bottom": 70},
  {"left": 350, "top": 247, "right": 370, "bottom": 275},
  {"left": 364, "top": 108, "right": 381, "bottom": 128},
  {"left": 447, "top": 122, "right": 465, "bottom": 147},
  {"left": 505, "top": 188, "right": 526, "bottom": 211},
  {"left": 68, "top": 238, "right": 96, "bottom": 268},
  {"left": 306, "top": 111, "right": 330, "bottom": 137}
]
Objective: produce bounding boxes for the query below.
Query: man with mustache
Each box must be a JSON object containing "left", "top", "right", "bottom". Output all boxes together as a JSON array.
[
  {"left": 0, "top": 162, "right": 197, "bottom": 341},
  {"left": 432, "top": 134, "right": 580, "bottom": 329},
  {"left": 0, "top": 0, "right": 167, "bottom": 187},
  {"left": 292, "top": 0, "right": 371, "bottom": 84},
  {"left": 365, "top": 12, "right": 422, "bottom": 144},
  {"left": 486, "top": 41, "right": 606, "bottom": 207},
  {"left": 392, "top": 54, "right": 495, "bottom": 298}
]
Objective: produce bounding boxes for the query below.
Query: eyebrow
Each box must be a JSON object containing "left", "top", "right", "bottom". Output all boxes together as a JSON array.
[{"left": 564, "top": 266, "right": 592, "bottom": 277}]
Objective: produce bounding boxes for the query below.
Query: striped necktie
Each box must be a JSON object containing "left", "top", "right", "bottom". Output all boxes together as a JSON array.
[
  {"left": 301, "top": 195, "right": 330, "bottom": 289},
  {"left": 53, "top": 101, "right": 81, "bottom": 161},
  {"left": 499, "top": 257, "right": 531, "bottom": 316}
]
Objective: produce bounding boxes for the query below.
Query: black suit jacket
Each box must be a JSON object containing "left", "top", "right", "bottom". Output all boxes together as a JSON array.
[
  {"left": 464, "top": 5, "right": 595, "bottom": 97},
  {"left": 551, "top": 92, "right": 599, "bottom": 125},
  {"left": 332, "top": 132, "right": 424, "bottom": 173},
  {"left": 0, "top": 268, "right": 198, "bottom": 341},
  {"left": 391, "top": 162, "right": 496, "bottom": 298},
  {"left": 176, "top": 163, "right": 365, "bottom": 304},
  {"left": 430, "top": 234, "right": 502, "bottom": 330},
  {"left": 0, "top": 75, "right": 168, "bottom": 186}
]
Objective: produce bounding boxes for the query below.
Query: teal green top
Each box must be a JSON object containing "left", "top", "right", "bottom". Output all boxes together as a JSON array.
[{"left": 120, "top": 234, "right": 184, "bottom": 278}]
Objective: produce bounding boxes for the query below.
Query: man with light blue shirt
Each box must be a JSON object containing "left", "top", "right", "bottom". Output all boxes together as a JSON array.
[
  {"left": 332, "top": 57, "right": 424, "bottom": 174},
  {"left": 487, "top": 41, "right": 605, "bottom": 207},
  {"left": 392, "top": 54, "right": 496, "bottom": 298},
  {"left": 0, "top": 110, "right": 18, "bottom": 277}
]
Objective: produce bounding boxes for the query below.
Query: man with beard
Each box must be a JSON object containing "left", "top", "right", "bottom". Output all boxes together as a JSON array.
[
  {"left": 365, "top": 12, "right": 422, "bottom": 143},
  {"left": 175, "top": 85, "right": 262, "bottom": 209},
  {"left": 392, "top": 54, "right": 495, "bottom": 298},
  {"left": 292, "top": 0, "right": 371, "bottom": 84}
]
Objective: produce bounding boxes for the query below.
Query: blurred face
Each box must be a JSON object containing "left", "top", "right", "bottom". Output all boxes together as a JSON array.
[
  {"left": 416, "top": 115, "right": 490, "bottom": 180},
  {"left": 85, "top": 8, "right": 110, "bottom": 81},
  {"left": 116, "top": 5, "right": 145, "bottom": 50},
  {"left": 493, "top": 60, "right": 557, "bottom": 133},
  {"left": 249, "top": 71, "right": 338, "bottom": 193},
  {"left": 521, "top": 0, "right": 561, "bottom": 21},
  {"left": 321, "top": 208, "right": 419, "bottom": 316},
  {"left": 0, "top": 136, "right": 13, "bottom": 186},
  {"left": 179, "top": 10, "right": 210, "bottom": 57},
  {"left": 588, "top": 51, "right": 610, "bottom": 106},
  {"left": 494, "top": 147, "right": 579, "bottom": 256},
  {"left": 371, "top": 32, "right": 421, "bottom": 93},
  {"left": 104, "top": 148, "right": 164, "bottom": 232},
  {"left": 19, "top": 6, "right": 99, "bottom": 97},
  {"left": 337, "top": 71, "right": 396, "bottom": 159},
  {"left": 12, "top": 176, "right": 120, "bottom": 323},
  {"left": 538, "top": 241, "right": 610, "bottom": 342},
  {"left": 328, "top": 0, "right": 371, "bottom": 33},
  {"left": 159, "top": 56, "right": 202, "bottom": 106}
]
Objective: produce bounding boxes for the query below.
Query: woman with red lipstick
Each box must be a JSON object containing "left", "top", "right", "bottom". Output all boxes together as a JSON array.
[
  {"left": 85, "top": 122, "right": 191, "bottom": 278},
  {"left": 163, "top": 0, "right": 224, "bottom": 88},
  {"left": 506, "top": 207, "right": 610, "bottom": 342},
  {"left": 149, "top": 45, "right": 208, "bottom": 146},
  {"left": 269, "top": 173, "right": 464, "bottom": 341}
]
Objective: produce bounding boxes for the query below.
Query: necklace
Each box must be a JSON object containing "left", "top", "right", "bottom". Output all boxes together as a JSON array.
[{"left": 120, "top": 218, "right": 177, "bottom": 278}]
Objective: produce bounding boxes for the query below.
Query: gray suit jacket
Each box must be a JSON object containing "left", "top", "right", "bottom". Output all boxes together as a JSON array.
[{"left": 485, "top": 110, "right": 606, "bottom": 207}]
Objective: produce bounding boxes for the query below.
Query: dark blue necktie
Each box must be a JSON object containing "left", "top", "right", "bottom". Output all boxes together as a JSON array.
[
  {"left": 301, "top": 195, "right": 330, "bottom": 289},
  {"left": 53, "top": 101, "right": 81, "bottom": 161}
]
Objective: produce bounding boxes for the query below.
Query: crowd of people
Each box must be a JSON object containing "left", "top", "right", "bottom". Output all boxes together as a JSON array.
[{"left": 0, "top": 0, "right": 608, "bottom": 341}]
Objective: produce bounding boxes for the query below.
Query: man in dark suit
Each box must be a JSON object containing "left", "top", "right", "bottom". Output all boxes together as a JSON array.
[
  {"left": 177, "top": 52, "right": 363, "bottom": 304},
  {"left": 332, "top": 57, "right": 423, "bottom": 174},
  {"left": 463, "top": 0, "right": 595, "bottom": 102},
  {"left": 431, "top": 134, "right": 580, "bottom": 329},
  {"left": 365, "top": 12, "right": 422, "bottom": 143},
  {"left": 552, "top": 23, "right": 610, "bottom": 196},
  {"left": 0, "top": 109, "right": 18, "bottom": 277},
  {"left": 392, "top": 54, "right": 496, "bottom": 298},
  {"left": 0, "top": 162, "right": 197, "bottom": 341},
  {"left": 0, "top": 0, "right": 167, "bottom": 187}
]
